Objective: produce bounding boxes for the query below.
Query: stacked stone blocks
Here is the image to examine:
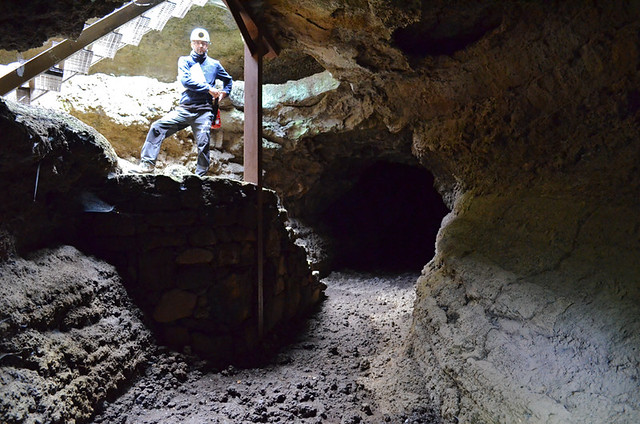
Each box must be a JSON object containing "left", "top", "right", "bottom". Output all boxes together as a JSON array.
[{"left": 76, "top": 174, "right": 323, "bottom": 363}]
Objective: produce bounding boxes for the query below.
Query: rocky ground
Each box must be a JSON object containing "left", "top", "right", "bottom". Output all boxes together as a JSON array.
[{"left": 90, "top": 271, "right": 440, "bottom": 424}]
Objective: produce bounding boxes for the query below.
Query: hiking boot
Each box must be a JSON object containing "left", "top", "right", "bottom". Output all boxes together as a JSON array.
[{"left": 133, "top": 162, "right": 154, "bottom": 174}]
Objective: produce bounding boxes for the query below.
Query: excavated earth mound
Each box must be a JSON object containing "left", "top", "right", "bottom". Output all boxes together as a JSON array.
[{"left": 0, "top": 246, "right": 153, "bottom": 424}]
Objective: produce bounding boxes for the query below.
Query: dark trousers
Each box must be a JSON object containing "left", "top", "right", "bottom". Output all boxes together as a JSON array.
[{"left": 140, "top": 106, "right": 213, "bottom": 176}]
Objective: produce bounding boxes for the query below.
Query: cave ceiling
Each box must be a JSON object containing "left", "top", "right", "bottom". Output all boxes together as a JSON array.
[
  {"left": 263, "top": 0, "right": 640, "bottom": 203},
  {"left": 2, "top": 0, "right": 639, "bottom": 205}
]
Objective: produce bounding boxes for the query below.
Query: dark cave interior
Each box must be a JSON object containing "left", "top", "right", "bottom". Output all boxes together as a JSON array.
[
  {"left": 391, "top": 4, "right": 502, "bottom": 58},
  {"left": 320, "top": 161, "right": 449, "bottom": 273}
]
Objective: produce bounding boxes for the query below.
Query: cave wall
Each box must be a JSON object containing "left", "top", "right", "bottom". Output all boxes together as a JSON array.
[
  {"left": 0, "top": 95, "right": 119, "bottom": 258},
  {"left": 263, "top": 1, "right": 640, "bottom": 200},
  {"left": 0, "top": 1, "right": 126, "bottom": 51},
  {"left": 412, "top": 192, "right": 640, "bottom": 423},
  {"left": 260, "top": 1, "right": 640, "bottom": 422},
  {"left": 1, "top": 0, "right": 640, "bottom": 422},
  {"left": 0, "top": 246, "right": 153, "bottom": 424}
]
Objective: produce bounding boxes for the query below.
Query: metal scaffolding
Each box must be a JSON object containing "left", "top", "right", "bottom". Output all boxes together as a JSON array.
[
  {"left": 143, "top": 1, "right": 176, "bottom": 31},
  {"left": 34, "top": 67, "right": 63, "bottom": 92},
  {"left": 90, "top": 32, "right": 125, "bottom": 59},
  {"left": 115, "top": 16, "right": 151, "bottom": 46},
  {"left": 63, "top": 49, "right": 94, "bottom": 75},
  {"left": 171, "top": 0, "right": 194, "bottom": 19},
  {"left": 0, "top": 0, "right": 220, "bottom": 101}
]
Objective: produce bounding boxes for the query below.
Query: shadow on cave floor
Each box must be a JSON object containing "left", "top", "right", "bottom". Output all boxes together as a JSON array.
[
  {"left": 320, "top": 161, "right": 449, "bottom": 274},
  {"left": 90, "top": 271, "right": 440, "bottom": 424}
]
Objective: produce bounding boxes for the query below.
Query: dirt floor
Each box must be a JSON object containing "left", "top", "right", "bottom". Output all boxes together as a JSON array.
[{"left": 89, "top": 271, "right": 440, "bottom": 424}]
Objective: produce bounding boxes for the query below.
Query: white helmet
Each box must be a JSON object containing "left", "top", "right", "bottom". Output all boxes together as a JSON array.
[{"left": 190, "top": 28, "right": 210, "bottom": 43}]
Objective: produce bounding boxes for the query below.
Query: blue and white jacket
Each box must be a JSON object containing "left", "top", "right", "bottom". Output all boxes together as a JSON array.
[{"left": 178, "top": 50, "right": 233, "bottom": 109}]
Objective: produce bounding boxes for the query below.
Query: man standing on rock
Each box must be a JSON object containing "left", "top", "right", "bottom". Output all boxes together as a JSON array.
[{"left": 135, "top": 27, "right": 233, "bottom": 176}]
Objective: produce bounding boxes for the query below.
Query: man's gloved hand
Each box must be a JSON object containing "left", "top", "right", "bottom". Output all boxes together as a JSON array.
[{"left": 209, "top": 88, "right": 226, "bottom": 101}]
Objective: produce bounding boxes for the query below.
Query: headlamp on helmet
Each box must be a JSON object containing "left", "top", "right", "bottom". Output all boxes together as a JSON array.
[{"left": 190, "top": 28, "right": 210, "bottom": 43}]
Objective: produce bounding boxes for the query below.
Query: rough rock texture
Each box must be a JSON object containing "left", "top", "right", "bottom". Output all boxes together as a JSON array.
[
  {"left": 413, "top": 193, "right": 640, "bottom": 423},
  {"left": 263, "top": 1, "right": 640, "bottom": 199},
  {"left": 0, "top": 98, "right": 118, "bottom": 257},
  {"left": 258, "top": 1, "right": 640, "bottom": 421},
  {"left": 33, "top": 69, "right": 419, "bottom": 219},
  {"left": 0, "top": 92, "right": 324, "bottom": 422},
  {"left": 31, "top": 69, "right": 417, "bottom": 215},
  {"left": 88, "top": 272, "right": 439, "bottom": 424},
  {"left": 33, "top": 71, "right": 346, "bottom": 175},
  {"left": 0, "top": 1, "right": 126, "bottom": 51},
  {"left": 33, "top": 74, "right": 189, "bottom": 166},
  {"left": 1, "top": 0, "right": 640, "bottom": 423},
  {"left": 0, "top": 245, "right": 153, "bottom": 424},
  {"left": 28, "top": 68, "right": 442, "bottom": 274}
]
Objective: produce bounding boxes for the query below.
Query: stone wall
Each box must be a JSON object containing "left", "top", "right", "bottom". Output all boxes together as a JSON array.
[{"left": 74, "top": 173, "right": 324, "bottom": 363}]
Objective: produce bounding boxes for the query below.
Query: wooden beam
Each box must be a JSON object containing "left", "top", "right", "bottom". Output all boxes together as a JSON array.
[
  {"left": 221, "top": 0, "right": 279, "bottom": 58},
  {"left": 221, "top": 0, "right": 280, "bottom": 340},
  {"left": 243, "top": 41, "right": 265, "bottom": 337},
  {"left": 243, "top": 42, "right": 262, "bottom": 185},
  {"left": 221, "top": 0, "right": 258, "bottom": 55},
  {"left": 0, "top": 1, "right": 162, "bottom": 96}
]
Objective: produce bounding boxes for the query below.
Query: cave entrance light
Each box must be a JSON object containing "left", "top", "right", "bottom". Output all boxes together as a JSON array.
[
  {"left": 0, "top": 0, "right": 223, "bottom": 102},
  {"left": 0, "top": 1, "right": 165, "bottom": 99}
]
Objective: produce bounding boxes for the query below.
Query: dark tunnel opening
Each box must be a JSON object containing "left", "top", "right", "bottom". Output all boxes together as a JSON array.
[{"left": 320, "top": 161, "right": 449, "bottom": 273}]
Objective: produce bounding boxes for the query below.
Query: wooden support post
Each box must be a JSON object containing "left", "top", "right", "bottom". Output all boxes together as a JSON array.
[
  {"left": 244, "top": 41, "right": 264, "bottom": 338},
  {"left": 243, "top": 43, "right": 262, "bottom": 186}
]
